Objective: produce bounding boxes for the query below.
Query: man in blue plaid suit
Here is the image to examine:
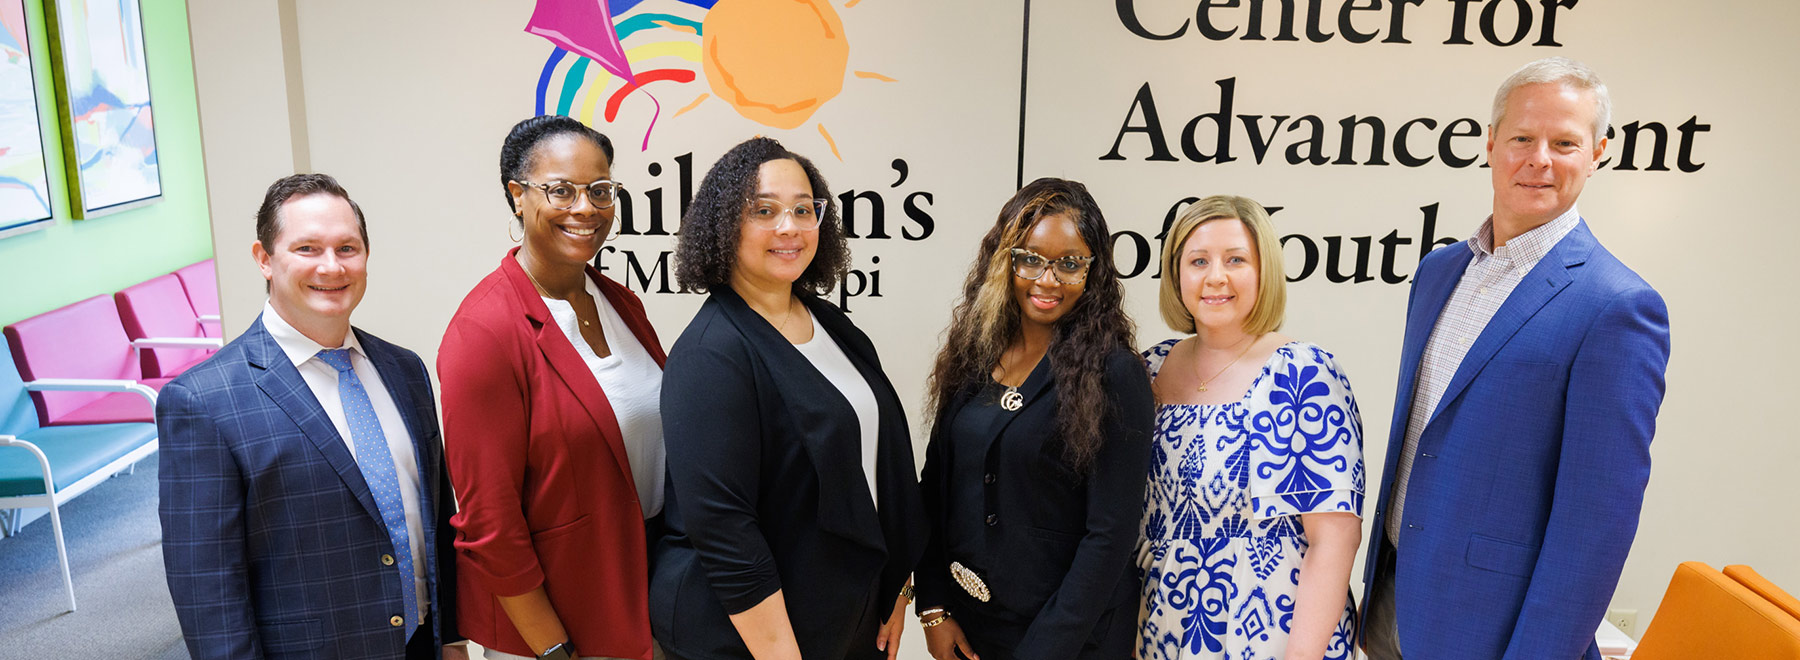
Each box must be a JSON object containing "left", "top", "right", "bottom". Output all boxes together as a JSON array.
[{"left": 158, "top": 174, "right": 463, "bottom": 659}]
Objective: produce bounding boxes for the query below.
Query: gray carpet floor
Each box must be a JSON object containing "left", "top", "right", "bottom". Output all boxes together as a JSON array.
[{"left": 0, "top": 459, "right": 188, "bottom": 659}]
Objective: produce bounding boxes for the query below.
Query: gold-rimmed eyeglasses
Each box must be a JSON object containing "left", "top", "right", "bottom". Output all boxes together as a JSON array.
[
  {"left": 1010, "top": 248, "right": 1095, "bottom": 285},
  {"left": 744, "top": 197, "right": 829, "bottom": 230},
  {"left": 513, "top": 179, "right": 623, "bottom": 210}
]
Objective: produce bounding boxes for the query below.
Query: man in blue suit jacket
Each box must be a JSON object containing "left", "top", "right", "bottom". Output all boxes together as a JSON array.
[
  {"left": 158, "top": 174, "right": 463, "bottom": 659},
  {"left": 1361, "top": 58, "right": 1671, "bottom": 660}
]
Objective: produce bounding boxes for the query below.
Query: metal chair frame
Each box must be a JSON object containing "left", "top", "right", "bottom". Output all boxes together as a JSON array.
[{"left": 0, "top": 380, "right": 158, "bottom": 613}]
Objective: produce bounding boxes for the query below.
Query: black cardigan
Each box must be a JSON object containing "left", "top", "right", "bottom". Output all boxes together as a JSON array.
[
  {"left": 914, "top": 346, "right": 1154, "bottom": 660},
  {"left": 651, "top": 287, "right": 927, "bottom": 660}
]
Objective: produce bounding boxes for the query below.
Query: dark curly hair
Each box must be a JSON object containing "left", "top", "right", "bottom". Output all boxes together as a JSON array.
[
  {"left": 926, "top": 177, "right": 1136, "bottom": 476},
  {"left": 499, "top": 115, "right": 615, "bottom": 215},
  {"left": 674, "top": 137, "right": 848, "bottom": 295}
]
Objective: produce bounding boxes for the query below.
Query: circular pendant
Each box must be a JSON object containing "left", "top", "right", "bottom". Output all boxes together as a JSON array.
[{"left": 1000, "top": 387, "right": 1023, "bottom": 411}]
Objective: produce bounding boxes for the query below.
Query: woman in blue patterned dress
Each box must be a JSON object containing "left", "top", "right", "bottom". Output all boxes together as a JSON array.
[{"left": 1135, "top": 195, "right": 1364, "bottom": 660}]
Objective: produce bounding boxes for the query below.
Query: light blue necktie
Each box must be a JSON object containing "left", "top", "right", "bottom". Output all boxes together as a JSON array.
[{"left": 317, "top": 348, "right": 418, "bottom": 639}]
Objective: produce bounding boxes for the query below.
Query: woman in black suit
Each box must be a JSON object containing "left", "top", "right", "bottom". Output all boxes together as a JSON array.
[
  {"left": 652, "top": 137, "right": 926, "bottom": 660},
  {"left": 915, "top": 177, "right": 1154, "bottom": 660}
]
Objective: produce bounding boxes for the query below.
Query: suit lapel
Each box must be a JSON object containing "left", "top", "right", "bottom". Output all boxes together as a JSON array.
[
  {"left": 1427, "top": 221, "right": 1595, "bottom": 423},
  {"left": 502, "top": 254, "right": 640, "bottom": 500},
  {"left": 717, "top": 288, "right": 886, "bottom": 551},
  {"left": 809, "top": 298, "right": 927, "bottom": 555},
  {"left": 244, "top": 316, "right": 385, "bottom": 526},
  {"left": 976, "top": 355, "right": 1054, "bottom": 464},
  {"left": 1390, "top": 247, "right": 1470, "bottom": 449},
  {"left": 536, "top": 324, "right": 636, "bottom": 491}
]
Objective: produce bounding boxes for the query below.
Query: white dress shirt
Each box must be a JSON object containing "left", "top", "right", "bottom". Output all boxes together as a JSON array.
[
  {"left": 262, "top": 302, "right": 428, "bottom": 621},
  {"left": 1385, "top": 206, "right": 1581, "bottom": 544}
]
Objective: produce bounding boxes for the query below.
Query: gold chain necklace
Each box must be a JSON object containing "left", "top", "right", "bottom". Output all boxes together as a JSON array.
[
  {"left": 775, "top": 296, "right": 799, "bottom": 333},
  {"left": 521, "top": 262, "right": 591, "bottom": 327},
  {"left": 1195, "top": 335, "right": 1260, "bottom": 393}
]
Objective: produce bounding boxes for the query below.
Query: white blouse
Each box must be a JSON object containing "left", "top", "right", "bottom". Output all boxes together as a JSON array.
[
  {"left": 540, "top": 276, "right": 665, "bottom": 519},
  {"left": 791, "top": 310, "right": 881, "bottom": 509}
]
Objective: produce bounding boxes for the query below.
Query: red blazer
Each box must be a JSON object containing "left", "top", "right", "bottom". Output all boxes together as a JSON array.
[{"left": 438, "top": 249, "right": 666, "bottom": 659}]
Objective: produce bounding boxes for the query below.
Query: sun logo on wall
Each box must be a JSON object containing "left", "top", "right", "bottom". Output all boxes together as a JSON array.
[{"left": 526, "top": 0, "right": 892, "bottom": 159}]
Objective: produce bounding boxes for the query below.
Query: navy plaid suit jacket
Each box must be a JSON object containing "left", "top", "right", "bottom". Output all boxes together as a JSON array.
[{"left": 158, "top": 315, "right": 459, "bottom": 659}]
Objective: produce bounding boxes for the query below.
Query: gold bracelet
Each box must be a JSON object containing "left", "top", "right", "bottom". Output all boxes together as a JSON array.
[{"left": 918, "top": 608, "right": 951, "bottom": 628}]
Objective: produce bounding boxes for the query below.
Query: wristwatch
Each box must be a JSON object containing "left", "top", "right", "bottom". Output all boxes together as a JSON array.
[{"left": 538, "top": 642, "right": 577, "bottom": 660}]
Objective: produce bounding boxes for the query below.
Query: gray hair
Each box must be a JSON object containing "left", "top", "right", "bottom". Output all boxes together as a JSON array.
[{"left": 1491, "top": 56, "right": 1611, "bottom": 144}]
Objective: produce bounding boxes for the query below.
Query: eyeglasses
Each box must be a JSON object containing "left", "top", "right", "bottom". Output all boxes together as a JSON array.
[
  {"left": 513, "top": 179, "right": 623, "bottom": 210},
  {"left": 744, "top": 197, "right": 829, "bottom": 230},
  {"left": 1010, "top": 248, "right": 1095, "bottom": 285}
]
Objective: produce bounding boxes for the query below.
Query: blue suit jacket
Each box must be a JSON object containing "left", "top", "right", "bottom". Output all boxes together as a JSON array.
[
  {"left": 1361, "top": 220, "right": 1670, "bottom": 659},
  {"left": 158, "top": 315, "right": 459, "bottom": 659}
]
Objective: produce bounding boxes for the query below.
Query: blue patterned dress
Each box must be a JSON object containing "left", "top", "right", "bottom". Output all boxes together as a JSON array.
[{"left": 1136, "top": 339, "right": 1364, "bottom": 660}]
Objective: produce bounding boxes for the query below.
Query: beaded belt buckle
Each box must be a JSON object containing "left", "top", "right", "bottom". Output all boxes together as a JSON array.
[{"left": 950, "top": 561, "right": 991, "bottom": 602}]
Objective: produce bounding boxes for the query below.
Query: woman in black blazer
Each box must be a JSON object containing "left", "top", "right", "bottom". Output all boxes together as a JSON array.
[
  {"left": 652, "top": 137, "right": 926, "bottom": 660},
  {"left": 915, "top": 177, "right": 1154, "bottom": 660}
]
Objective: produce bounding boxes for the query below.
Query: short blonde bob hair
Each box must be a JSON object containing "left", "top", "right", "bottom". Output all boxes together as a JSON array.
[{"left": 1158, "top": 195, "right": 1286, "bottom": 335}]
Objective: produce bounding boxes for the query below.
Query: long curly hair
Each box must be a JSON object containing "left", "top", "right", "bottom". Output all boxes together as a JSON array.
[
  {"left": 926, "top": 177, "right": 1136, "bottom": 476},
  {"left": 674, "top": 137, "right": 848, "bottom": 296}
]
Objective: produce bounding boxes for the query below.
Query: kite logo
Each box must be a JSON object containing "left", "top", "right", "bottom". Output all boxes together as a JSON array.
[{"left": 527, "top": 0, "right": 890, "bottom": 159}]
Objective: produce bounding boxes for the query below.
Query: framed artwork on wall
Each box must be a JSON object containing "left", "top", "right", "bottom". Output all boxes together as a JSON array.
[
  {"left": 0, "top": 0, "right": 54, "bottom": 237},
  {"left": 45, "top": 0, "right": 160, "bottom": 219}
]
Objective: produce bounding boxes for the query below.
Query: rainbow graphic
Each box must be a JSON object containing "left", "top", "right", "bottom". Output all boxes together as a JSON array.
[
  {"left": 529, "top": 0, "right": 714, "bottom": 150},
  {"left": 526, "top": 0, "right": 891, "bottom": 158}
]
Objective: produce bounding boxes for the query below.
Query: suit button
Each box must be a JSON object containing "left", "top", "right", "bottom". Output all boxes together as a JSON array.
[
  {"left": 390, "top": 615, "right": 404, "bottom": 627},
  {"left": 985, "top": 514, "right": 998, "bottom": 526},
  {"left": 983, "top": 473, "right": 996, "bottom": 485},
  {"left": 381, "top": 554, "right": 395, "bottom": 566}
]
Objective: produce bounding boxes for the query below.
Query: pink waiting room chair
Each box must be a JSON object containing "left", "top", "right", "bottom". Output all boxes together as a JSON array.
[
  {"left": 3, "top": 296, "right": 171, "bottom": 426},
  {"left": 174, "top": 259, "right": 221, "bottom": 337},
  {"left": 114, "top": 274, "right": 222, "bottom": 378}
]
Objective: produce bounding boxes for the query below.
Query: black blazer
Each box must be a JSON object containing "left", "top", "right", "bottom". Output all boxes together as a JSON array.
[
  {"left": 651, "top": 288, "right": 927, "bottom": 660},
  {"left": 915, "top": 347, "right": 1153, "bottom": 660}
]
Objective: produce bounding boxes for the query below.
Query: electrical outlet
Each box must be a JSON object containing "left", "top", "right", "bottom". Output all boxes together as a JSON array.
[{"left": 1607, "top": 608, "right": 1638, "bottom": 638}]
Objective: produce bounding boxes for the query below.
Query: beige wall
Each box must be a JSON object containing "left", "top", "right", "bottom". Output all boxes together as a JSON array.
[
  {"left": 186, "top": 0, "right": 304, "bottom": 333},
  {"left": 185, "top": 0, "right": 1800, "bottom": 651}
]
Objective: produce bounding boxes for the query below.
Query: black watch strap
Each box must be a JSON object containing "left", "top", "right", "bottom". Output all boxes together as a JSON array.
[{"left": 538, "top": 642, "right": 576, "bottom": 660}]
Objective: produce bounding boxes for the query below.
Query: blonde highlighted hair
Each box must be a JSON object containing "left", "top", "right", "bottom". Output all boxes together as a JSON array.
[{"left": 1158, "top": 195, "right": 1286, "bottom": 336}]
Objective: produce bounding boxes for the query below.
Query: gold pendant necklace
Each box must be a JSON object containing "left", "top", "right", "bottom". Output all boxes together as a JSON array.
[
  {"left": 996, "top": 353, "right": 1024, "bottom": 412},
  {"left": 522, "top": 262, "right": 591, "bottom": 327},
  {"left": 1196, "top": 335, "right": 1260, "bottom": 393},
  {"left": 1000, "top": 385, "right": 1023, "bottom": 411}
]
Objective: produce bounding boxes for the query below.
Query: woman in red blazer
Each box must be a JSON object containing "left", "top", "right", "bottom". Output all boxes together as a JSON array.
[{"left": 439, "top": 116, "right": 666, "bottom": 660}]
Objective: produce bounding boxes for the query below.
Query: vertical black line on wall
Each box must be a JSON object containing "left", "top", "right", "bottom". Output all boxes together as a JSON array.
[{"left": 1015, "top": 0, "right": 1032, "bottom": 191}]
